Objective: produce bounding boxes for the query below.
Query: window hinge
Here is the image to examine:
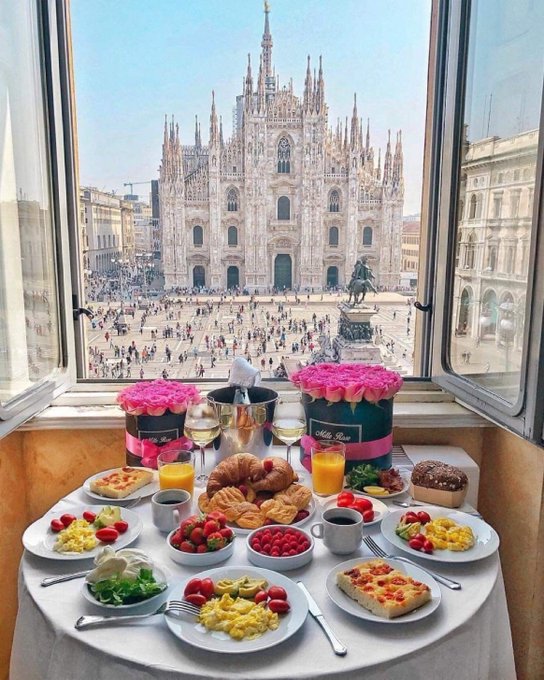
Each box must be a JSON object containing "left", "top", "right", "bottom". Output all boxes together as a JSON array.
[
  {"left": 72, "top": 294, "right": 94, "bottom": 321},
  {"left": 414, "top": 300, "right": 432, "bottom": 313}
]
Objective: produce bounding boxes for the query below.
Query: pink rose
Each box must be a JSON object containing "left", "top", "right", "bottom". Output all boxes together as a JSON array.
[{"left": 324, "top": 384, "right": 344, "bottom": 402}]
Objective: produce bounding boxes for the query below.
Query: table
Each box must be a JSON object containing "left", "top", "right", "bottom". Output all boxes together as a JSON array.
[{"left": 11, "top": 461, "right": 516, "bottom": 680}]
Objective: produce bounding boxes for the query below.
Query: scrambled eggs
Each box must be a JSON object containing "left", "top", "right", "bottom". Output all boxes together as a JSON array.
[
  {"left": 54, "top": 519, "right": 98, "bottom": 553},
  {"left": 199, "top": 593, "right": 279, "bottom": 640},
  {"left": 424, "top": 518, "right": 475, "bottom": 551}
]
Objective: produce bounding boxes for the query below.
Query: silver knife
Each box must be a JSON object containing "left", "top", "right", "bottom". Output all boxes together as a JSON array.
[
  {"left": 41, "top": 570, "right": 89, "bottom": 587},
  {"left": 297, "top": 581, "right": 347, "bottom": 656}
]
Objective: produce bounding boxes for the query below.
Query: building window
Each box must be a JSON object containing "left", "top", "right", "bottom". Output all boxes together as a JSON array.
[
  {"left": 363, "top": 226, "right": 373, "bottom": 246},
  {"left": 227, "top": 188, "right": 238, "bottom": 211},
  {"left": 228, "top": 226, "right": 238, "bottom": 246},
  {"left": 464, "top": 233, "right": 476, "bottom": 269},
  {"left": 277, "top": 137, "right": 291, "bottom": 173},
  {"left": 492, "top": 194, "right": 502, "bottom": 218},
  {"left": 193, "top": 225, "right": 203, "bottom": 246},
  {"left": 510, "top": 191, "right": 521, "bottom": 218},
  {"left": 469, "top": 194, "right": 477, "bottom": 219},
  {"left": 277, "top": 196, "right": 290, "bottom": 220},
  {"left": 97, "top": 235, "right": 101, "bottom": 249},
  {"left": 487, "top": 245, "right": 497, "bottom": 271},
  {"left": 329, "top": 226, "right": 339, "bottom": 246},
  {"left": 329, "top": 190, "right": 340, "bottom": 212}
]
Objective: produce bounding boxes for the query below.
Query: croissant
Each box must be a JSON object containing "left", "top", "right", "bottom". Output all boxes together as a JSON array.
[
  {"left": 251, "top": 457, "right": 298, "bottom": 493},
  {"left": 206, "top": 453, "right": 265, "bottom": 497}
]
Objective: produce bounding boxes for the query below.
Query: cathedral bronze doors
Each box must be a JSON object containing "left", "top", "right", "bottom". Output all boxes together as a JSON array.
[
  {"left": 193, "top": 265, "right": 205, "bottom": 288},
  {"left": 274, "top": 254, "right": 292, "bottom": 290},
  {"left": 326, "top": 266, "right": 338, "bottom": 288},
  {"left": 227, "top": 266, "right": 239, "bottom": 289}
]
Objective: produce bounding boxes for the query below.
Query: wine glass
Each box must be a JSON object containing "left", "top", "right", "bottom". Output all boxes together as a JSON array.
[
  {"left": 271, "top": 396, "right": 306, "bottom": 474},
  {"left": 183, "top": 403, "right": 220, "bottom": 484}
]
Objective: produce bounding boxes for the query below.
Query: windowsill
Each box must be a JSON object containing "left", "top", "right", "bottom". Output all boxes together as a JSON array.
[{"left": 20, "top": 384, "right": 491, "bottom": 430}]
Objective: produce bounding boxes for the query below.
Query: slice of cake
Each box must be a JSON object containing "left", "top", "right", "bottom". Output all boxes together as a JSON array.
[
  {"left": 90, "top": 466, "right": 154, "bottom": 499},
  {"left": 336, "top": 559, "right": 431, "bottom": 619}
]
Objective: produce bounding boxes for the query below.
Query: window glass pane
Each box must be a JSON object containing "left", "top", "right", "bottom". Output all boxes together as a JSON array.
[
  {"left": 449, "top": 0, "right": 544, "bottom": 404},
  {"left": 0, "top": 2, "right": 61, "bottom": 405}
]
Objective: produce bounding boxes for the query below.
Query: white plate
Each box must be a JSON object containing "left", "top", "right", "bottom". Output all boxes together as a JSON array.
[
  {"left": 326, "top": 557, "right": 441, "bottom": 624},
  {"left": 83, "top": 467, "right": 159, "bottom": 503},
  {"left": 381, "top": 506, "right": 500, "bottom": 563},
  {"left": 22, "top": 505, "right": 143, "bottom": 561},
  {"left": 165, "top": 565, "right": 308, "bottom": 653},
  {"left": 322, "top": 495, "right": 388, "bottom": 528},
  {"left": 228, "top": 497, "right": 316, "bottom": 535},
  {"left": 347, "top": 471, "right": 410, "bottom": 499},
  {"left": 82, "top": 563, "right": 170, "bottom": 610}
]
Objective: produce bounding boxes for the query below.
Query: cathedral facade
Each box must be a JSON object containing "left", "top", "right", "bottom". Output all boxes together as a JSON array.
[{"left": 159, "top": 5, "right": 404, "bottom": 292}]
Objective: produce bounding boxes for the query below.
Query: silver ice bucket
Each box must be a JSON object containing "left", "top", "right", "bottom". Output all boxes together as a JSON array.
[{"left": 207, "top": 386, "right": 278, "bottom": 463}]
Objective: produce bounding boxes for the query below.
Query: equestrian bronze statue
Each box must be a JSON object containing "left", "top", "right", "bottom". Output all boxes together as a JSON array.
[{"left": 347, "top": 257, "right": 377, "bottom": 305}]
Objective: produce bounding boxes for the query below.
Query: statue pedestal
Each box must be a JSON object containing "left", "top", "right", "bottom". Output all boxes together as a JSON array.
[{"left": 333, "top": 303, "right": 382, "bottom": 365}]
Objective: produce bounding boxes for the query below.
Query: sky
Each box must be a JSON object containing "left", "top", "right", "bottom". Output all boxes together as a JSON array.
[{"left": 71, "top": 0, "right": 432, "bottom": 214}]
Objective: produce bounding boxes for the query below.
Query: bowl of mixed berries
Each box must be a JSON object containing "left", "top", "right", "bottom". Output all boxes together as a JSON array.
[{"left": 167, "top": 511, "right": 235, "bottom": 566}]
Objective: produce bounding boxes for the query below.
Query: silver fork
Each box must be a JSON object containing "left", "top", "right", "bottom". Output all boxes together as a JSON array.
[
  {"left": 75, "top": 600, "right": 200, "bottom": 629},
  {"left": 363, "top": 536, "right": 461, "bottom": 590}
]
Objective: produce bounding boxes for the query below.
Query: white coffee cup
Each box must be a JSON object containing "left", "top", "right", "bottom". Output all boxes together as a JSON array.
[
  {"left": 310, "top": 507, "right": 363, "bottom": 555},
  {"left": 151, "top": 489, "right": 192, "bottom": 533}
]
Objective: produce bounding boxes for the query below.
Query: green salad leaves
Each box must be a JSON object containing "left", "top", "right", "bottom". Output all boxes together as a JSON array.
[
  {"left": 89, "top": 568, "right": 166, "bottom": 606},
  {"left": 346, "top": 463, "right": 380, "bottom": 490}
]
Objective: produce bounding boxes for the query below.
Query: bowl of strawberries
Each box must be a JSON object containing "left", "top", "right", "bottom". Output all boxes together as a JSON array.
[{"left": 167, "top": 511, "right": 235, "bottom": 566}]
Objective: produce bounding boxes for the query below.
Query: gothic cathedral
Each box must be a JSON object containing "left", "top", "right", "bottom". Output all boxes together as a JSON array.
[{"left": 159, "top": 3, "right": 404, "bottom": 292}]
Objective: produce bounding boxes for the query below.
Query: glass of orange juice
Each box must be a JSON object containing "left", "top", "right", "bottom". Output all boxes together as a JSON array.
[
  {"left": 311, "top": 442, "right": 346, "bottom": 496},
  {"left": 157, "top": 450, "right": 195, "bottom": 496}
]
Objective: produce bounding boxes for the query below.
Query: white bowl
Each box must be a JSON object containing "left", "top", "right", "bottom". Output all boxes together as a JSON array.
[
  {"left": 82, "top": 563, "right": 170, "bottom": 610},
  {"left": 246, "top": 526, "right": 314, "bottom": 571},
  {"left": 166, "top": 530, "right": 235, "bottom": 566}
]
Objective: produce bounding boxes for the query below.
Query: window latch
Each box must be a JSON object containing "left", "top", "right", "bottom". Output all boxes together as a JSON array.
[
  {"left": 73, "top": 307, "right": 94, "bottom": 321},
  {"left": 414, "top": 300, "right": 432, "bottom": 313}
]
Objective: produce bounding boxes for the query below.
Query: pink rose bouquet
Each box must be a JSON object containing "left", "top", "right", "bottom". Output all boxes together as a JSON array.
[
  {"left": 117, "top": 380, "right": 201, "bottom": 416},
  {"left": 290, "top": 363, "right": 403, "bottom": 404}
]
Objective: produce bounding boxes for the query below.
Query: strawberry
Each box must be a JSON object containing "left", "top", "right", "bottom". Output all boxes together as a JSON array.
[
  {"left": 170, "top": 529, "right": 183, "bottom": 547},
  {"left": 206, "top": 531, "right": 226, "bottom": 551},
  {"left": 207, "top": 511, "right": 227, "bottom": 527},
  {"left": 190, "top": 527, "right": 205, "bottom": 545},
  {"left": 219, "top": 527, "right": 234, "bottom": 540},
  {"left": 263, "top": 459, "right": 274, "bottom": 473},
  {"left": 203, "top": 519, "right": 220, "bottom": 537},
  {"left": 179, "top": 540, "right": 196, "bottom": 553},
  {"left": 238, "top": 484, "right": 248, "bottom": 497},
  {"left": 196, "top": 544, "right": 208, "bottom": 553},
  {"left": 180, "top": 515, "right": 200, "bottom": 538}
]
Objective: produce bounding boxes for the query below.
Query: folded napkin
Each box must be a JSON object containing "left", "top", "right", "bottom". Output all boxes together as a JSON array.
[{"left": 229, "top": 357, "right": 261, "bottom": 388}]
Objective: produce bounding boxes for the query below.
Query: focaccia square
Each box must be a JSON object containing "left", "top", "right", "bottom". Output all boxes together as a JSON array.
[
  {"left": 89, "top": 466, "right": 153, "bottom": 499},
  {"left": 336, "top": 559, "right": 431, "bottom": 619}
]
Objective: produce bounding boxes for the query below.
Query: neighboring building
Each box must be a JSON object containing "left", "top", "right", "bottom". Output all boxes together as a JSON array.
[
  {"left": 128, "top": 199, "right": 154, "bottom": 254},
  {"left": 452, "top": 129, "right": 536, "bottom": 349},
  {"left": 120, "top": 199, "right": 135, "bottom": 261},
  {"left": 159, "top": 4, "right": 404, "bottom": 292},
  {"left": 150, "top": 180, "right": 162, "bottom": 263},
  {"left": 80, "top": 187, "right": 130, "bottom": 271},
  {"left": 400, "top": 216, "right": 420, "bottom": 289}
]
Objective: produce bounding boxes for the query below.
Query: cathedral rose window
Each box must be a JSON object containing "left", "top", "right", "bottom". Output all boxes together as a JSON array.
[{"left": 277, "top": 136, "right": 291, "bottom": 173}]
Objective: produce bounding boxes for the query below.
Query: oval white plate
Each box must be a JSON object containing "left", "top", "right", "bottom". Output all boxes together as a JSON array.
[
  {"left": 228, "top": 497, "right": 316, "bottom": 535},
  {"left": 83, "top": 467, "right": 159, "bottom": 503},
  {"left": 22, "top": 505, "right": 143, "bottom": 561},
  {"left": 346, "top": 471, "right": 410, "bottom": 500},
  {"left": 82, "top": 563, "right": 170, "bottom": 610},
  {"left": 381, "top": 506, "right": 500, "bottom": 563},
  {"left": 326, "top": 557, "right": 441, "bottom": 624},
  {"left": 322, "top": 495, "right": 388, "bottom": 528},
  {"left": 165, "top": 566, "right": 308, "bottom": 653}
]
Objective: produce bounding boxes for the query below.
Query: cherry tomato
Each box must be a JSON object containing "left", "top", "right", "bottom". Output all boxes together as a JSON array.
[
  {"left": 267, "top": 586, "right": 288, "bottom": 601},
  {"left": 423, "top": 539, "right": 434, "bottom": 554},
  {"left": 403, "top": 512, "right": 420, "bottom": 525},
  {"left": 336, "top": 497, "right": 353, "bottom": 508},
  {"left": 82, "top": 511, "right": 96, "bottom": 523},
  {"left": 254, "top": 590, "right": 268, "bottom": 604},
  {"left": 199, "top": 578, "right": 215, "bottom": 600},
  {"left": 337, "top": 491, "right": 355, "bottom": 504},
  {"left": 353, "top": 497, "right": 373, "bottom": 512},
  {"left": 184, "top": 593, "right": 207, "bottom": 607},
  {"left": 417, "top": 511, "right": 432, "bottom": 525},
  {"left": 50, "top": 518, "right": 64, "bottom": 533},
  {"left": 267, "top": 599, "right": 290, "bottom": 614},
  {"left": 95, "top": 527, "right": 119, "bottom": 543},
  {"left": 414, "top": 533, "right": 427, "bottom": 543},
  {"left": 114, "top": 520, "right": 129, "bottom": 534},
  {"left": 362, "top": 509, "right": 375, "bottom": 523},
  {"left": 184, "top": 578, "right": 202, "bottom": 597},
  {"left": 60, "top": 514, "right": 77, "bottom": 528},
  {"left": 408, "top": 537, "right": 424, "bottom": 551}
]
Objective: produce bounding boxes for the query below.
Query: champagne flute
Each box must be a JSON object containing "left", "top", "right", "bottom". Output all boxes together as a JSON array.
[
  {"left": 271, "top": 397, "right": 306, "bottom": 474},
  {"left": 184, "top": 403, "right": 220, "bottom": 484}
]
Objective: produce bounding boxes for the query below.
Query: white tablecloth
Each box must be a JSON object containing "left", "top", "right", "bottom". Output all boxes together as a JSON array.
[{"left": 11, "top": 464, "right": 516, "bottom": 680}]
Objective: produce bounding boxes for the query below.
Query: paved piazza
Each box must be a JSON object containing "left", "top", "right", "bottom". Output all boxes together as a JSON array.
[{"left": 84, "top": 292, "right": 418, "bottom": 380}]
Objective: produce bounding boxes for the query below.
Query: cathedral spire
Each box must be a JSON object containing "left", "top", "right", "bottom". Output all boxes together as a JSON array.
[
  {"left": 219, "top": 115, "right": 224, "bottom": 146},
  {"left": 366, "top": 118, "right": 370, "bottom": 154},
  {"left": 393, "top": 130, "right": 403, "bottom": 185},
  {"left": 194, "top": 115, "right": 199, "bottom": 149},
  {"left": 209, "top": 90, "right": 219, "bottom": 145},
  {"left": 261, "top": 0, "right": 274, "bottom": 91},
  {"left": 163, "top": 114, "right": 168, "bottom": 151},
  {"left": 315, "top": 55, "right": 324, "bottom": 112},
  {"left": 350, "top": 93, "right": 359, "bottom": 149},
  {"left": 303, "top": 55, "right": 313, "bottom": 112},
  {"left": 376, "top": 147, "right": 381, "bottom": 180},
  {"left": 344, "top": 117, "right": 348, "bottom": 150},
  {"left": 257, "top": 55, "right": 266, "bottom": 111},
  {"left": 198, "top": 122, "right": 202, "bottom": 149},
  {"left": 383, "top": 129, "right": 392, "bottom": 182},
  {"left": 244, "top": 54, "right": 253, "bottom": 111}
]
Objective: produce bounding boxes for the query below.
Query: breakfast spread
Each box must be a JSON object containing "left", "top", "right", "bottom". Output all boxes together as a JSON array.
[
  {"left": 394, "top": 512, "right": 475, "bottom": 554},
  {"left": 336, "top": 559, "right": 431, "bottom": 619},
  {"left": 346, "top": 464, "right": 405, "bottom": 496},
  {"left": 198, "top": 454, "right": 311, "bottom": 529},
  {"left": 410, "top": 460, "right": 468, "bottom": 508},
  {"left": 50, "top": 507, "right": 129, "bottom": 553},
  {"left": 89, "top": 466, "right": 154, "bottom": 499},
  {"left": 182, "top": 575, "right": 290, "bottom": 640}
]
